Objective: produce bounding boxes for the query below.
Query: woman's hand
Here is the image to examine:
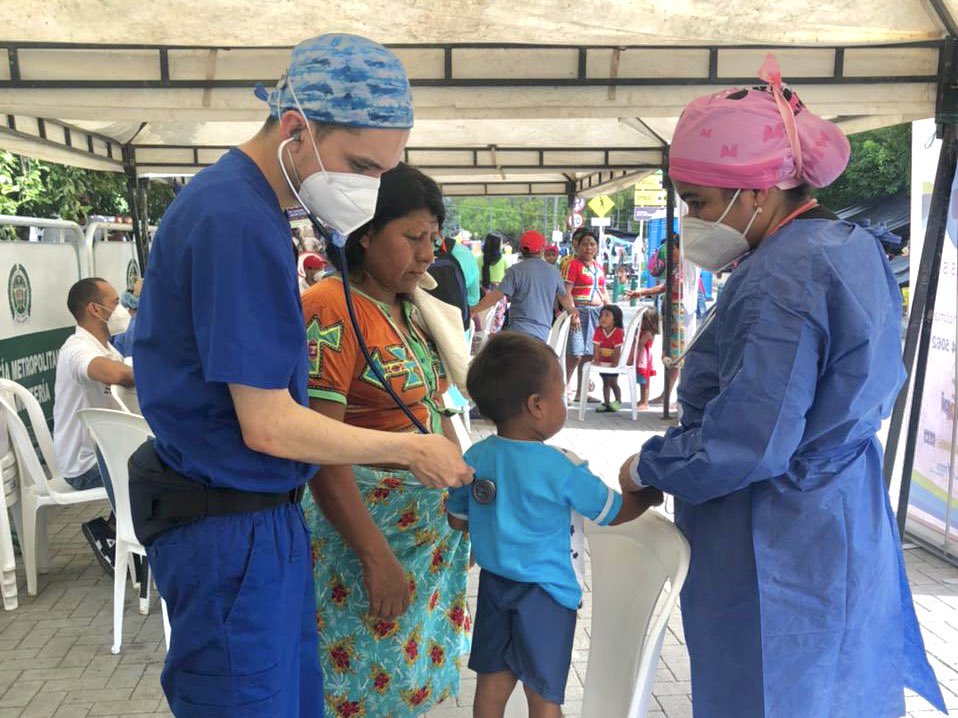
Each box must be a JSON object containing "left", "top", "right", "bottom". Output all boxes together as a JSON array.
[
  {"left": 570, "top": 310, "right": 581, "bottom": 329},
  {"left": 619, "top": 454, "right": 642, "bottom": 493},
  {"left": 362, "top": 551, "right": 411, "bottom": 620}
]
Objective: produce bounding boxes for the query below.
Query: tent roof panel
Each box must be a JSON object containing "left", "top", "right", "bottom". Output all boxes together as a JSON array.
[{"left": 2, "top": 1, "right": 950, "bottom": 46}]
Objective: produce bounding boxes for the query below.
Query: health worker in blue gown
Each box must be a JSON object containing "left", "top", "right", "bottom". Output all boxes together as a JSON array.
[
  {"left": 133, "top": 35, "right": 471, "bottom": 718},
  {"left": 618, "top": 55, "right": 947, "bottom": 718}
]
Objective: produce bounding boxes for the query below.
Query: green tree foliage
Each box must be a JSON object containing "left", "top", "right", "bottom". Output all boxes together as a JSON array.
[
  {"left": 0, "top": 152, "right": 177, "bottom": 236},
  {"left": 814, "top": 124, "right": 911, "bottom": 210},
  {"left": 447, "top": 196, "right": 569, "bottom": 238}
]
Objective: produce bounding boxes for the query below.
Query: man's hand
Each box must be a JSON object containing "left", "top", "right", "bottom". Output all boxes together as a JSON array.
[
  {"left": 362, "top": 551, "right": 411, "bottom": 620},
  {"left": 405, "top": 434, "right": 474, "bottom": 489}
]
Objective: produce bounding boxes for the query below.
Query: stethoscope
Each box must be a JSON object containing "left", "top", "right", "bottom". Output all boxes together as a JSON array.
[
  {"left": 662, "top": 302, "right": 718, "bottom": 368},
  {"left": 306, "top": 214, "right": 497, "bottom": 505}
]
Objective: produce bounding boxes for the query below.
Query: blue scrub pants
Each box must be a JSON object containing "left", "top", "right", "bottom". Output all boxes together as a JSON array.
[{"left": 147, "top": 503, "right": 323, "bottom": 717}]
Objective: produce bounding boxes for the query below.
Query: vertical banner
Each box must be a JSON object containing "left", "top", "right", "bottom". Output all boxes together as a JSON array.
[{"left": 908, "top": 119, "right": 958, "bottom": 557}]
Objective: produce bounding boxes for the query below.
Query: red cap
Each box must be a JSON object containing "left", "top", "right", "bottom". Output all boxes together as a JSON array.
[
  {"left": 545, "top": 244, "right": 559, "bottom": 253},
  {"left": 519, "top": 230, "right": 546, "bottom": 253},
  {"left": 302, "top": 253, "right": 325, "bottom": 270}
]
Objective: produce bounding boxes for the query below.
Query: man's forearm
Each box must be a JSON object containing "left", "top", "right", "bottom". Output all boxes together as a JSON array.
[
  {"left": 238, "top": 394, "right": 417, "bottom": 468},
  {"left": 471, "top": 289, "right": 504, "bottom": 315}
]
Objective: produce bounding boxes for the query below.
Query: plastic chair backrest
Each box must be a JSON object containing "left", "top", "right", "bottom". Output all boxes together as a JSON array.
[
  {"left": 78, "top": 409, "right": 152, "bottom": 548},
  {"left": 0, "top": 397, "right": 53, "bottom": 497},
  {"left": 477, "top": 304, "right": 499, "bottom": 351},
  {"left": 0, "top": 379, "right": 57, "bottom": 474},
  {"left": 547, "top": 312, "right": 572, "bottom": 359},
  {"left": 613, "top": 307, "right": 646, "bottom": 371},
  {"left": 110, "top": 384, "right": 141, "bottom": 415},
  {"left": 582, "top": 511, "right": 690, "bottom": 718}
]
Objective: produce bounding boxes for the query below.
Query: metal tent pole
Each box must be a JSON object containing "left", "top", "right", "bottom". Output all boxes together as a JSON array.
[{"left": 122, "top": 145, "right": 149, "bottom": 273}]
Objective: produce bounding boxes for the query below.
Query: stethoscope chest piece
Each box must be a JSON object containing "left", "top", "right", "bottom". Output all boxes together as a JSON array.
[{"left": 472, "top": 478, "right": 497, "bottom": 505}]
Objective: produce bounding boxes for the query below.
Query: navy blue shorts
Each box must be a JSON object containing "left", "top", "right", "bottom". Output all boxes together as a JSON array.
[{"left": 469, "top": 570, "right": 577, "bottom": 705}]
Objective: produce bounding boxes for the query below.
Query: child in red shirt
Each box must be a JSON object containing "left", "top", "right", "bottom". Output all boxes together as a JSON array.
[
  {"left": 592, "top": 304, "right": 625, "bottom": 412},
  {"left": 635, "top": 307, "right": 660, "bottom": 410}
]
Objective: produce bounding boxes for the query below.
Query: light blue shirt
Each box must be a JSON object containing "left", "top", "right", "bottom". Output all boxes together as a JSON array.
[{"left": 448, "top": 436, "right": 621, "bottom": 609}]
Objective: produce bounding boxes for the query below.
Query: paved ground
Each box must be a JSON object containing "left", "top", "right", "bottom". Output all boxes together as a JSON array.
[{"left": 1, "top": 404, "right": 957, "bottom": 717}]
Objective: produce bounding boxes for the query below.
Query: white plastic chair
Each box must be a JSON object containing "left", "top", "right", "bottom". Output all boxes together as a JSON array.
[
  {"left": 475, "top": 303, "right": 500, "bottom": 353},
  {"left": 547, "top": 313, "right": 573, "bottom": 405},
  {"left": 581, "top": 511, "right": 690, "bottom": 717},
  {"left": 577, "top": 307, "right": 646, "bottom": 421},
  {"left": 78, "top": 408, "right": 169, "bottom": 654},
  {"left": 110, "top": 384, "right": 141, "bottom": 416},
  {"left": 0, "top": 385, "right": 109, "bottom": 596},
  {"left": 504, "top": 511, "right": 689, "bottom": 718},
  {"left": 0, "top": 450, "right": 19, "bottom": 610}
]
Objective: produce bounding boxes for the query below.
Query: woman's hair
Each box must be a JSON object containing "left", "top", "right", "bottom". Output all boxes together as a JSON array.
[
  {"left": 600, "top": 304, "right": 624, "bottom": 330},
  {"left": 326, "top": 163, "right": 445, "bottom": 273},
  {"left": 641, "top": 307, "right": 660, "bottom": 335},
  {"left": 481, "top": 233, "right": 503, "bottom": 288}
]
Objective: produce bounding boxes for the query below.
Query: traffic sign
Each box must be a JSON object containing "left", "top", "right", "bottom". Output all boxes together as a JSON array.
[
  {"left": 633, "top": 206, "right": 664, "bottom": 222},
  {"left": 572, "top": 197, "right": 586, "bottom": 213},
  {"left": 566, "top": 213, "right": 585, "bottom": 230},
  {"left": 588, "top": 195, "right": 615, "bottom": 218},
  {"left": 590, "top": 217, "right": 611, "bottom": 227},
  {"left": 634, "top": 173, "right": 666, "bottom": 206}
]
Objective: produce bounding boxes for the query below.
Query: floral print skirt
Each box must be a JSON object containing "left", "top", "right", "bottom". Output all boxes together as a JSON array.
[{"left": 304, "top": 465, "right": 472, "bottom": 718}]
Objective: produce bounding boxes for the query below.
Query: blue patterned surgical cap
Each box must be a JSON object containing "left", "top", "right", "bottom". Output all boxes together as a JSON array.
[{"left": 254, "top": 34, "right": 414, "bottom": 130}]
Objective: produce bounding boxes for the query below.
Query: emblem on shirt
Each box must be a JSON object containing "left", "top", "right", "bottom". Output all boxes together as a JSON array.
[
  {"left": 7, "top": 263, "right": 31, "bottom": 324},
  {"left": 125, "top": 259, "right": 140, "bottom": 292},
  {"left": 360, "top": 346, "right": 425, "bottom": 392},
  {"left": 306, "top": 318, "right": 344, "bottom": 376}
]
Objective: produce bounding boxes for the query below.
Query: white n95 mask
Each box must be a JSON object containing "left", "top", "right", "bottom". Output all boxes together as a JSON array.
[
  {"left": 681, "top": 189, "right": 759, "bottom": 272},
  {"left": 97, "top": 303, "right": 131, "bottom": 336},
  {"left": 277, "top": 77, "right": 380, "bottom": 236}
]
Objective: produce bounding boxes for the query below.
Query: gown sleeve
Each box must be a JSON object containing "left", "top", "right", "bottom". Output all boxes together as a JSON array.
[{"left": 637, "top": 291, "right": 826, "bottom": 505}]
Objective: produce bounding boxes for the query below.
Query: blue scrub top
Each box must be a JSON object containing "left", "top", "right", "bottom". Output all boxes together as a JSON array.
[{"left": 134, "top": 148, "right": 314, "bottom": 493}]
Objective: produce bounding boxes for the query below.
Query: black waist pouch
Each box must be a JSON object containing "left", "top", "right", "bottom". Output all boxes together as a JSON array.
[{"left": 128, "top": 440, "right": 304, "bottom": 546}]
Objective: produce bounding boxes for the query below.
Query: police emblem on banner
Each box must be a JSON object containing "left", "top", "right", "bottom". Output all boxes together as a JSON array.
[
  {"left": 8, "top": 263, "right": 31, "bottom": 324},
  {"left": 126, "top": 259, "right": 140, "bottom": 291}
]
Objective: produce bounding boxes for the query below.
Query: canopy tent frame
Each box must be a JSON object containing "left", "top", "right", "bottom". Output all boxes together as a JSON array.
[{"left": 0, "top": 38, "right": 946, "bottom": 197}]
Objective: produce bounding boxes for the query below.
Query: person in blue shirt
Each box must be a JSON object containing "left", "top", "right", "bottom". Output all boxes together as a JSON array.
[
  {"left": 619, "top": 57, "right": 945, "bottom": 717},
  {"left": 447, "top": 332, "right": 662, "bottom": 718},
  {"left": 469, "top": 230, "right": 579, "bottom": 343},
  {"left": 133, "top": 35, "right": 472, "bottom": 718}
]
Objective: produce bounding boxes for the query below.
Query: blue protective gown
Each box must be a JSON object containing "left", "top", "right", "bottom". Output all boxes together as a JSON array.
[{"left": 637, "top": 215, "right": 946, "bottom": 718}]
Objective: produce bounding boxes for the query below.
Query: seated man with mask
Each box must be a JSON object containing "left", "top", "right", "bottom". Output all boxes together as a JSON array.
[{"left": 53, "top": 277, "right": 135, "bottom": 569}]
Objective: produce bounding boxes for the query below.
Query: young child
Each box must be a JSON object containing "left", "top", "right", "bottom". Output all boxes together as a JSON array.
[
  {"left": 592, "top": 304, "right": 625, "bottom": 412},
  {"left": 447, "top": 333, "right": 663, "bottom": 718},
  {"left": 635, "top": 307, "right": 660, "bottom": 410}
]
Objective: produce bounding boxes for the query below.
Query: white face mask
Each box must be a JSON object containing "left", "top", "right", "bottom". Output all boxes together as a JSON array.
[
  {"left": 681, "top": 190, "right": 760, "bottom": 272},
  {"left": 96, "top": 303, "right": 131, "bottom": 336},
  {"left": 278, "top": 79, "right": 381, "bottom": 236}
]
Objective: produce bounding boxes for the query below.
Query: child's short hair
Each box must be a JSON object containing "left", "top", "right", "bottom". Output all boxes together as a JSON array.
[
  {"left": 599, "top": 304, "right": 624, "bottom": 330},
  {"left": 641, "top": 306, "right": 660, "bottom": 335},
  {"left": 467, "top": 333, "right": 561, "bottom": 426}
]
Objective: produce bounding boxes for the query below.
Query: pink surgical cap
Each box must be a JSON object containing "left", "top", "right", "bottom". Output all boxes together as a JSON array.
[{"left": 668, "top": 55, "right": 850, "bottom": 190}]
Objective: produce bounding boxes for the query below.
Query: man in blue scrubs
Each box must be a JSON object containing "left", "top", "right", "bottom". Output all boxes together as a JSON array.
[{"left": 133, "top": 34, "right": 472, "bottom": 717}]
